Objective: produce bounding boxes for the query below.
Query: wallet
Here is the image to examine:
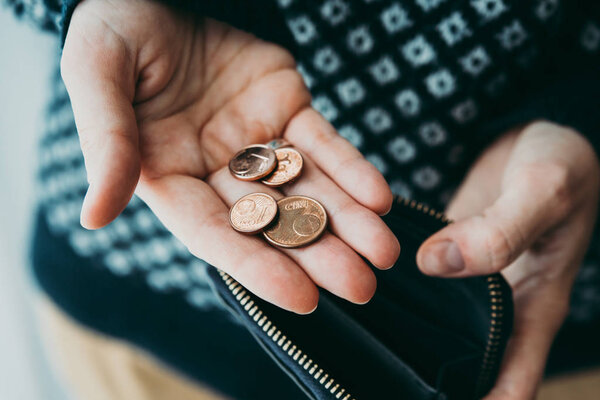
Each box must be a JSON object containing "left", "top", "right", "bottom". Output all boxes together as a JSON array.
[{"left": 206, "top": 196, "right": 514, "bottom": 399}]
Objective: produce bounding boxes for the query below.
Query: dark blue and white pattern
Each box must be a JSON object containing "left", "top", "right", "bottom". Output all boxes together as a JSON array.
[
  {"left": 9, "top": 0, "right": 600, "bottom": 330},
  {"left": 2, "top": 0, "right": 62, "bottom": 32},
  {"left": 38, "top": 73, "right": 223, "bottom": 312}
]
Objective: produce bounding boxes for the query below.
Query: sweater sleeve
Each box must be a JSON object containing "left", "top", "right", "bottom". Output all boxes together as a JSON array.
[
  {"left": 2, "top": 0, "right": 63, "bottom": 33},
  {"left": 60, "top": 0, "right": 296, "bottom": 50},
  {"left": 477, "top": 70, "right": 600, "bottom": 158},
  {"left": 476, "top": 3, "right": 600, "bottom": 159}
]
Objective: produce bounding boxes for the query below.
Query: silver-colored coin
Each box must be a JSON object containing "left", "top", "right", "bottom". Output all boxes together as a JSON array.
[{"left": 266, "top": 139, "right": 293, "bottom": 150}]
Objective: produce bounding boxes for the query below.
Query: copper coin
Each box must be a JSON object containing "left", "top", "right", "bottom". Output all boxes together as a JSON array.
[
  {"left": 229, "top": 193, "right": 278, "bottom": 234},
  {"left": 229, "top": 145, "right": 277, "bottom": 181},
  {"left": 266, "top": 138, "right": 292, "bottom": 149},
  {"left": 263, "top": 196, "right": 327, "bottom": 248},
  {"left": 261, "top": 148, "right": 303, "bottom": 187}
]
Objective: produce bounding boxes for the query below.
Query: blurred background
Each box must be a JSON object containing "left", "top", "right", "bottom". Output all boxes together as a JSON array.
[{"left": 0, "top": 9, "right": 68, "bottom": 400}]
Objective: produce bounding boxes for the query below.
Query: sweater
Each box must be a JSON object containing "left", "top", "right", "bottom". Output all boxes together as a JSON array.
[{"left": 7, "top": 0, "right": 600, "bottom": 397}]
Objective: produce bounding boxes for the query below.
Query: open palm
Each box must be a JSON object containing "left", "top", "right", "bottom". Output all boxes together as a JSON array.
[{"left": 61, "top": 0, "right": 400, "bottom": 313}]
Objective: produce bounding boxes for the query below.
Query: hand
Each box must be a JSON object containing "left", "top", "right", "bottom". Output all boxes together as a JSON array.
[
  {"left": 61, "top": 0, "right": 400, "bottom": 314},
  {"left": 416, "top": 121, "right": 600, "bottom": 399}
]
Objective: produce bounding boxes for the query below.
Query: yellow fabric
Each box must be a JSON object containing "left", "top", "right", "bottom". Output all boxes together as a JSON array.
[
  {"left": 538, "top": 368, "right": 600, "bottom": 400},
  {"left": 35, "top": 296, "right": 600, "bottom": 399},
  {"left": 36, "top": 297, "right": 228, "bottom": 400}
]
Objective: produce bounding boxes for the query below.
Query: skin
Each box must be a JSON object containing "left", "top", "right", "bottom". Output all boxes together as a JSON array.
[
  {"left": 61, "top": 0, "right": 400, "bottom": 315},
  {"left": 62, "top": 1, "right": 600, "bottom": 398},
  {"left": 417, "top": 122, "right": 600, "bottom": 399}
]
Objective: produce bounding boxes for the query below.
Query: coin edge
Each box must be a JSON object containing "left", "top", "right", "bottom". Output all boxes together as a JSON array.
[
  {"left": 261, "top": 148, "right": 304, "bottom": 187},
  {"left": 229, "top": 145, "right": 278, "bottom": 181},
  {"left": 229, "top": 193, "right": 279, "bottom": 234}
]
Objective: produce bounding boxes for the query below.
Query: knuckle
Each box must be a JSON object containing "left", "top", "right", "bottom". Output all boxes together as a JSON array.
[
  {"left": 256, "top": 41, "right": 296, "bottom": 70},
  {"left": 519, "top": 162, "right": 573, "bottom": 216},
  {"left": 283, "top": 69, "right": 311, "bottom": 102},
  {"left": 483, "top": 219, "right": 518, "bottom": 271},
  {"left": 330, "top": 197, "right": 360, "bottom": 220},
  {"left": 309, "top": 124, "right": 336, "bottom": 153},
  {"left": 332, "top": 153, "right": 361, "bottom": 180},
  {"left": 247, "top": 119, "right": 276, "bottom": 142},
  {"left": 78, "top": 126, "right": 134, "bottom": 156},
  {"left": 281, "top": 67, "right": 305, "bottom": 89},
  {"left": 542, "top": 162, "right": 571, "bottom": 201}
]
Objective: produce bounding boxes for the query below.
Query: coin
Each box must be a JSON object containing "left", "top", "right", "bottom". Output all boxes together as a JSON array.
[
  {"left": 266, "top": 138, "right": 292, "bottom": 149},
  {"left": 263, "top": 196, "right": 327, "bottom": 248},
  {"left": 262, "top": 148, "right": 303, "bottom": 187},
  {"left": 229, "top": 145, "right": 277, "bottom": 181},
  {"left": 229, "top": 193, "right": 278, "bottom": 234}
]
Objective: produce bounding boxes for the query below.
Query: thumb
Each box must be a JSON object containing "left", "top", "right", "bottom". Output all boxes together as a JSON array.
[
  {"left": 416, "top": 166, "right": 570, "bottom": 276},
  {"left": 61, "top": 17, "right": 140, "bottom": 230}
]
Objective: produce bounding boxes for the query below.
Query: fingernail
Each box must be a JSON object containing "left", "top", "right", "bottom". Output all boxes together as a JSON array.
[
  {"left": 380, "top": 201, "right": 393, "bottom": 216},
  {"left": 378, "top": 236, "right": 401, "bottom": 270},
  {"left": 298, "top": 302, "right": 319, "bottom": 315},
  {"left": 421, "top": 241, "right": 465, "bottom": 275}
]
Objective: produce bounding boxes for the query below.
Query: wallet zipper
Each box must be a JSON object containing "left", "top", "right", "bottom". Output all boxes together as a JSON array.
[
  {"left": 217, "top": 269, "right": 356, "bottom": 400},
  {"left": 217, "top": 196, "right": 503, "bottom": 399},
  {"left": 475, "top": 275, "right": 505, "bottom": 397},
  {"left": 395, "top": 196, "right": 504, "bottom": 397}
]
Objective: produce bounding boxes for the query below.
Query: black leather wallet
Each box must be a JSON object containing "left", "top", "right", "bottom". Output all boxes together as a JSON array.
[{"left": 207, "top": 196, "right": 514, "bottom": 399}]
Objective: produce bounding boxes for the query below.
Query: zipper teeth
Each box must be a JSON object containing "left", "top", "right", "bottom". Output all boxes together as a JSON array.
[
  {"left": 395, "top": 196, "right": 503, "bottom": 394},
  {"left": 475, "top": 275, "right": 505, "bottom": 396},
  {"left": 220, "top": 196, "right": 502, "bottom": 398},
  {"left": 218, "top": 270, "right": 356, "bottom": 400},
  {"left": 395, "top": 196, "right": 450, "bottom": 223}
]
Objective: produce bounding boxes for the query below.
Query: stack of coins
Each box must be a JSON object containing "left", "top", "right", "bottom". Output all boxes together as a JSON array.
[{"left": 227, "top": 141, "right": 328, "bottom": 249}]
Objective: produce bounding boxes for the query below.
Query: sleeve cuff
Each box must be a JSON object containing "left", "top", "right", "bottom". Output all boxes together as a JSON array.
[
  {"left": 60, "top": 0, "right": 296, "bottom": 51},
  {"left": 60, "top": 0, "right": 79, "bottom": 46},
  {"left": 477, "top": 72, "right": 600, "bottom": 160}
]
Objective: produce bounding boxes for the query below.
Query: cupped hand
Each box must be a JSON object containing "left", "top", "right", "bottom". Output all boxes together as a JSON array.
[
  {"left": 61, "top": 0, "right": 400, "bottom": 314},
  {"left": 417, "top": 121, "right": 600, "bottom": 399}
]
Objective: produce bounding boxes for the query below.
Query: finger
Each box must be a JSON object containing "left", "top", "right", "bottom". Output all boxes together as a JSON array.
[
  {"left": 280, "top": 154, "right": 400, "bottom": 270},
  {"left": 61, "top": 20, "right": 140, "bottom": 229},
  {"left": 416, "top": 165, "right": 571, "bottom": 277},
  {"left": 444, "top": 129, "right": 521, "bottom": 220},
  {"left": 284, "top": 108, "right": 393, "bottom": 215},
  {"left": 207, "top": 168, "right": 378, "bottom": 304},
  {"left": 136, "top": 175, "right": 319, "bottom": 314}
]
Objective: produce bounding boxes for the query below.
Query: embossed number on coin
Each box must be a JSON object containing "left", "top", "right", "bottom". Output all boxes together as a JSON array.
[
  {"left": 229, "top": 193, "right": 278, "bottom": 234},
  {"left": 262, "top": 148, "right": 303, "bottom": 187},
  {"left": 229, "top": 145, "right": 277, "bottom": 181},
  {"left": 263, "top": 196, "right": 327, "bottom": 248}
]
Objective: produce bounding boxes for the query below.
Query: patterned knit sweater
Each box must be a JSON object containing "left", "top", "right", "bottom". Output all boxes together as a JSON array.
[{"left": 6, "top": 0, "right": 600, "bottom": 397}]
